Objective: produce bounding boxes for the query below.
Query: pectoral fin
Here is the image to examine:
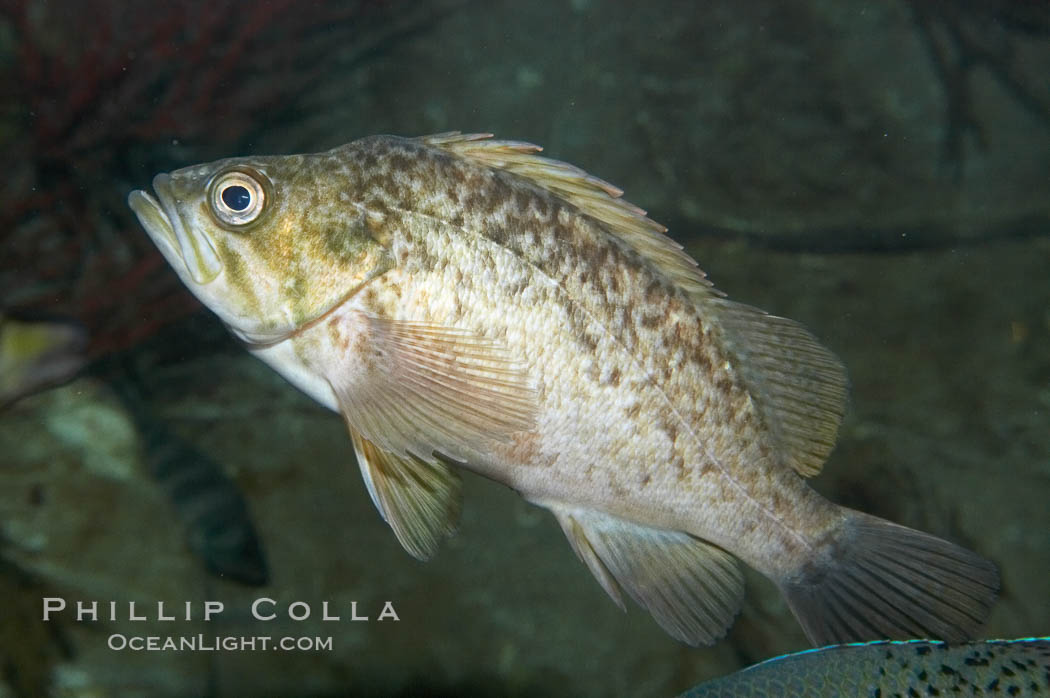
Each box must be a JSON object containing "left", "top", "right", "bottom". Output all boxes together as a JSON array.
[
  {"left": 325, "top": 312, "right": 538, "bottom": 464},
  {"left": 349, "top": 428, "right": 462, "bottom": 561},
  {"left": 549, "top": 505, "right": 744, "bottom": 646}
]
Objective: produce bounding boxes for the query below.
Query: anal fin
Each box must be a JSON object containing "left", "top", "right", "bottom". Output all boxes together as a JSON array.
[
  {"left": 549, "top": 505, "right": 744, "bottom": 646},
  {"left": 349, "top": 428, "right": 462, "bottom": 561}
]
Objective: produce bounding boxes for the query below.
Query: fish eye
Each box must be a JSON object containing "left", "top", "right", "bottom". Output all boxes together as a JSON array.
[
  {"left": 222, "top": 185, "right": 252, "bottom": 211},
  {"left": 208, "top": 168, "right": 269, "bottom": 227}
]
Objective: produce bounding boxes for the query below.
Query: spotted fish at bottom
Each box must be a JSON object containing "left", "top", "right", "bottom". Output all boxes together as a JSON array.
[{"left": 681, "top": 637, "right": 1050, "bottom": 697}]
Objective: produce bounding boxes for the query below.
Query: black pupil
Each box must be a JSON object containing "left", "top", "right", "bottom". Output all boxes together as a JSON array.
[{"left": 221, "top": 185, "right": 252, "bottom": 211}]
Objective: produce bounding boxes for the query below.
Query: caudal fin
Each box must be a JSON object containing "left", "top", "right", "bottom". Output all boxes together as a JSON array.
[{"left": 778, "top": 510, "right": 999, "bottom": 646}]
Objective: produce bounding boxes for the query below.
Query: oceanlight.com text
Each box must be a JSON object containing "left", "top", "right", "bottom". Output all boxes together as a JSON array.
[{"left": 107, "top": 634, "right": 334, "bottom": 652}]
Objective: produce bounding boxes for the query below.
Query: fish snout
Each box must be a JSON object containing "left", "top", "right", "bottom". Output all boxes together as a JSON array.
[{"left": 151, "top": 173, "right": 223, "bottom": 285}]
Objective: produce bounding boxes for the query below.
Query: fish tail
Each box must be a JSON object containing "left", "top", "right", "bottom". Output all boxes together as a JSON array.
[{"left": 778, "top": 509, "right": 999, "bottom": 646}]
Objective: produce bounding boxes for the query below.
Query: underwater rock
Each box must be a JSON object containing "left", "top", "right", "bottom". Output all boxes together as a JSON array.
[{"left": 307, "top": 0, "right": 1050, "bottom": 252}]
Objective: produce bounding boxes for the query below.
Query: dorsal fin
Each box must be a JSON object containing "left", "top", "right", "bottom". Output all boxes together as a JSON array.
[
  {"left": 706, "top": 298, "right": 849, "bottom": 477},
  {"left": 421, "top": 132, "right": 718, "bottom": 299},
  {"left": 422, "top": 133, "right": 847, "bottom": 478}
]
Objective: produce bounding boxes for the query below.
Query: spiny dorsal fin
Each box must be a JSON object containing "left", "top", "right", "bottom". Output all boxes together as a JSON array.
[
  {"left": 422, "top": 133, "right": 846, "bottom": 478},
  {"left": 421, "top": 132, "right": 718, "bottom": 298},
  {"left": 707, "top": 298, "right": 848, "bottom": 477}
]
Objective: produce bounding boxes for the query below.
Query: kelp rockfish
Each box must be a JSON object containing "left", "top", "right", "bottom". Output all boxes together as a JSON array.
[{"left": 129, "top": 132, "right": 998, "bottom": 646}]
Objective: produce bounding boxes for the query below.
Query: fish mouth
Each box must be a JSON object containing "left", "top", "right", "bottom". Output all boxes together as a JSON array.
[{"left": 127, "top": 174, "right": 222, "bottom": 285}]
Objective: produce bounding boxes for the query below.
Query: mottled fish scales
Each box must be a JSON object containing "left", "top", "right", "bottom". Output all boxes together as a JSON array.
[{"left": 129, "top": 132, "right": 998, "bottom": 647}]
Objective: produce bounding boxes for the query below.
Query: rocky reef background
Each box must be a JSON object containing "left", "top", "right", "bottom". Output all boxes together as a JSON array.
[{"left": 1, "top": 0, "right": 1047, "bottom": 696}]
